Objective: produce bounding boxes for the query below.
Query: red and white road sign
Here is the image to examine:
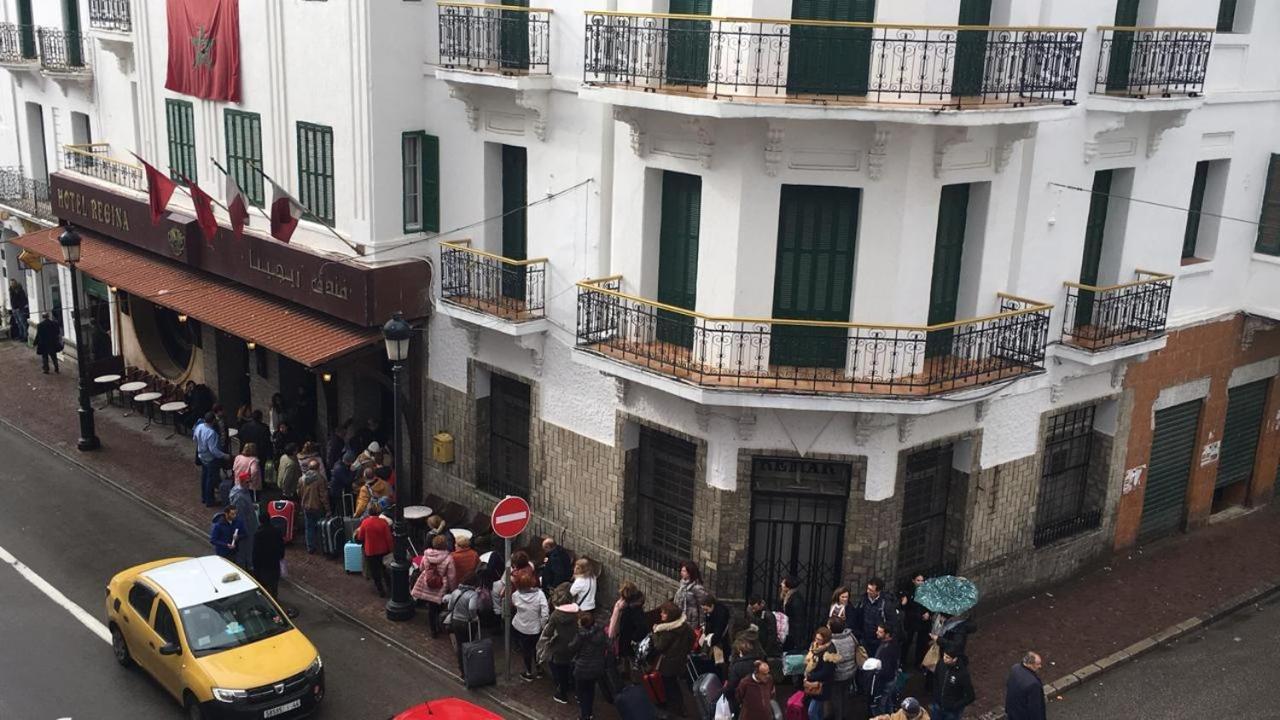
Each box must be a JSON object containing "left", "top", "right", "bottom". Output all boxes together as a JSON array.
[{"left": 491, "top": 496, "right": 531, "bottom": 539}]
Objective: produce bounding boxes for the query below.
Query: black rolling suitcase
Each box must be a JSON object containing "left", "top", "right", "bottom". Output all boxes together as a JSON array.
[
  {"left": 319, "top": 515, "right": 345, "bottom": 557},
  {"left": 615, "top": 683, "right": 657, "bottom": 720},
  {"left": 462, "top": 637, "right": 496, "bottom": 688}
]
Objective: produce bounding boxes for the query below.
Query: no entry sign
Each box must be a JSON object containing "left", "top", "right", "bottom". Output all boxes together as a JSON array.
[{"left": 491, "top": 496, "right": 531, "bottom": 539}]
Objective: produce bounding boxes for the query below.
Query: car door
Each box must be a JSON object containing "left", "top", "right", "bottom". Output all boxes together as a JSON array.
[
  {"left": 124, "top": 581, "right": 159, "bottom": 674},
  {"left": 148, "top": 598, "right": 187, "bottom": 700}
]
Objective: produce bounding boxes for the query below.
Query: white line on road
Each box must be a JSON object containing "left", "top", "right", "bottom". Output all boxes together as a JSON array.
[{"left": 0, "top": 543, "right": 111, "bottom": 644}]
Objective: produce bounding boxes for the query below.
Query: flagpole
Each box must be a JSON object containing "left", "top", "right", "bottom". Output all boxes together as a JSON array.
[
  {"left": 210, "top": 157, "right": 274, "bottom": 226},
  {"left": 246, "top": 161, "right": 366, "bottom": 256}
]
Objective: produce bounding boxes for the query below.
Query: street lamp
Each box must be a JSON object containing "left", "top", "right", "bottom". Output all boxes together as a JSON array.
[
  {"left": 58, "top": 226, "right": 100, "bottom": 452},
  {"left": 383, "top": 312, "right": 414, "bottom": 621}
]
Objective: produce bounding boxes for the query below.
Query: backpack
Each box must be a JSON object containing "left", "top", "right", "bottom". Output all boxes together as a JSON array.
[
  {"left": 425, "top": 561, "right": 444, "bottom": 590},
  {"left": 443, "top": 588, "right": 478, "bottom": 628},
  {"left": 772, "top": 611, "right": 790, "bottom": 644}
]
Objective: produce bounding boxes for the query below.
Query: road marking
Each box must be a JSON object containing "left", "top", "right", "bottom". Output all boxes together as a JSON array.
[
  {"left": 0, "top": 543, "right": 111, "bottom": 644},
  {"left": 494, "top": 511, "right": 528, "bottom": 524}
]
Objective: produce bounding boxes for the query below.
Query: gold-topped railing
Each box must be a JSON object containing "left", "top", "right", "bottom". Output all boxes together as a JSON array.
[
  {"left": 583, "top": 12, "right": 1085, "bottom": 107},
  {"left": 440, "top": 239, "right": 547, "bottom": 321},
  {"left": 1062, "top": 269, "right": 1173, "bottom": 350},
  {"left": 62, "top": 144, "right": 144, "bottom": 192},
  {"left": 438, "top": 2, "right": 552, "bottom": 74},
  {"left": 1094, "top": 26, "right": 1213, "bottom": 97},
  {"left": 576, "top": 276, "right": 1053, "bottom": 396}
]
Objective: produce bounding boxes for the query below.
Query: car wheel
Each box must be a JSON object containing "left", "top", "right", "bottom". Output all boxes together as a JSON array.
[
  {"left": 184, "top": 693, "right": 205, "bottom": 720},
  {"left": 110, "top": 626, "right": 133, "bottom": 668}
]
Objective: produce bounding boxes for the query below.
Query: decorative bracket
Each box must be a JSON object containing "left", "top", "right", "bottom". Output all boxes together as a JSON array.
[
  {"left": 995, "top": 123, "right": 1036, "bottom": 173},
  {"left": 514, "top": 90, "right": 549, "bottom": 142},
  {"left": 1146, "top": 109, "right": 1190, "bottom": 158},
  {"left": 897, "top": 416, "right": 916, "bottom": 444},
  {"left": 974, "top": 400, "right": 990, "bottom": 423},
  {"left": 695, "top": 405, "right": 711, "bottom": 433},
  {"left": 851, "top": 413, "right": 872, "bottom": 445},
  {"left": 1083, "top": 114, "right": 1126, "bottom": 164},
  {"left": 933, "top": 127, "right": 970, "bottom": 178},
  {"left": 465, "top": 327, "right": 481, "bottom": 356},
  {"left": 737, "top": 409, "right": 757, "bottom": 442},
  {"left": 448, "top": 85, "right": 480, "bottom": 131},
  {"left": 516, "top": 332, "right": 545, "bottom": 376},
  {"left": 1050, "top": 381, "right": 1065, "bottom": 404},
  {"left": 613, "top": 107, "right": 647, "bottom": 158},
  {"left": 613, "top": 377, "right": 629, "bottom": 405},
  {"left": 764, "top": 121, "right": 784, "bottom": 177},
  {"left": 684, "top": 117, "right": 714, "bottom": 169},
  {"left": 867, "top": 124, "right": 892, "bottom": 181},
  {"left": 1110, "top": 362, "right": 1128, "bottom": 390}
]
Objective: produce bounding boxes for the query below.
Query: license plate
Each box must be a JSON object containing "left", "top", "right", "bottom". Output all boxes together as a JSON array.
[{"left": 263, "top": 698, "right": 302, "bottom": 718}]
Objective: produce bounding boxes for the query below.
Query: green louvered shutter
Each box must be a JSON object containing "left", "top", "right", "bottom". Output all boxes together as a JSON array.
[
  {"left": 1076, "top": 170, "right": 1113, "bottom": 328},
  {"left": 770, "top": 185, "right": 859, "bottom": 368},
  {"left": 926, "top": 184, "right": 970, "bottom": 359},
  {"left": 1106, "top": 0, "right": 1141, "bottom": 92},
  {"left": 423, "top": 134, "right": 440, "bottom": 232},
  {"left": 952, "top": 0, "right": 992, "bottom": 97},
  {"left": 296, "top": 122, "right": 335, "bottom": 225},
  {"left": 1218, "top": 380, "right": 1269, "bottom": 489},
  {"left": 656, "top": 171, "right": 702, "bottom": 349},
  {"left": 165, "top": 99, "right": 197, "bottom": 184},
  {"left": 1183, "top": 160, "right": 1209, "bottom": 259},
  {"left": 501, "top": 145, "right": 528, "bottom": 301},
  {"left": 787, "top": 0, "right": 875, "bottom": 96},
  {"left": 1139, "top": 400, "right": 1201, "bottom": 543},
  {"left": 665, "top": 0, "right": 712, "bottom": 87},
  {"left": 1255, "top": 155, "right": 1280, "bottom": 256},
  {"left": 225, "top": 110, "right": 264, "bottom": 206},
  {"left": 500, "top": 0, "right": 531, "bottom": 70},
  {"left": 16, "top": 0, "right": 34, "bottom": 58},
  {"left": 1216, "top": 0, "right": 1238, "bottom": 32}
]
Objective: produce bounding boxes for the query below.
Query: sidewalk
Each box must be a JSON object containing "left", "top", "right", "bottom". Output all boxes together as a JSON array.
[{"left": 2, "top": 340, "right": 1278, "bottom": 719}]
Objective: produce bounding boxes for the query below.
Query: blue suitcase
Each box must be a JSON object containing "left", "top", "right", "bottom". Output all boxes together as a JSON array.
[
  {"left": 615, "top": 683, "right": 656, "bottom": 720},
  {"left": 343, "top": 542, "right": 363, "bottom": 573}
]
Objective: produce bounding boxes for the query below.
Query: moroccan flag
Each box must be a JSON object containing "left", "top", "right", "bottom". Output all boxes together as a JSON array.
[
  {"left": 185, "top": 178, "right": 220, "bottom": 247},
  {"left": 224, "top": 172, "right": 249, "bottom": 243},
  {"left": 268, "top": 177, "right": 304, "bottom": 244},
  {"left": 164, "top": 0, "right": 241, "bottom": 102},
  {"left": 133, "top": 153, "right": 178, "bottom": 226}
]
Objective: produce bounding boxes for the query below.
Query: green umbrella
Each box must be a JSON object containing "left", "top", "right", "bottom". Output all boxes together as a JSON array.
[{"left": 913, "top": 575, "right": 979, "bottom": 616}]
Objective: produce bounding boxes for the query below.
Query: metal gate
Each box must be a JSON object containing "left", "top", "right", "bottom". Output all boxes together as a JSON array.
[
  {"left": 1139, "top": 400, "right": 1201, "bottom": 543},
  {"left": 484, "top": 374, "right": 531, "bottom": 498},
  {"left": 747, "top": 457, "right": 849, "bottom": 648},
  {"left": 1218, "top": 380, "right": 1269, "bottom": 489},
  {"left": 897, "top": 445, "right": 960, "bottom": 585}
]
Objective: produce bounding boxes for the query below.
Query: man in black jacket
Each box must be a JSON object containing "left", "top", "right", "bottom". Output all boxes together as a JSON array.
[
  {"left": 539, "top": 536, "right": 573, "bottom": 590},
  {"left": 1004, "top": 651, "right": 1046, "bottom": 720},
  {"left": 239, "top": 410, "right": 274, "bottom": 467},
  {"left": 852, "top": 576, "right": 894, "bottom": 656},
  {"left": 932, "top": 647, "right": 976, "bottom": 720},
  {"left": 746, "top": 597, "right": 780, "bottom": 657},
  {"left": 33, "top": 314, "right": 61, "bottom": 374}
]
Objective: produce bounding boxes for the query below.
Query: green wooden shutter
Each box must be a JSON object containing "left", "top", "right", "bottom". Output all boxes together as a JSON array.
[
  {"left": 953, "top": 0, "right": 992, "bottom": 97},
  {"left": 665, "top": 0, "right": 712, "bottom": 88},
  {"left": 423, "top": 134, "right": 440, "bottom": 232},
  {"left": 225, "top": 110, "right": 263, "bottom": 206},
  {"left": 1218, "top": 380, "right": 1269, "bottom": 489},
  {"left": 500, "top": 0, "right": 531, "bottom": 70},
  {"left": 788, "top": 0, "right": 875, "bottom": 96},
  {"left": 926, "top": 184, "right": 970, "bottom": 359},
  {"left": 1076, "top": 170, "right": 1113, "bottom": 328},
  {"left": 16, "top": 0, "right": 34, "bottom": 58},
  {"left": 501, "top": 145, "right": 528, "bottom": 301},
  {"left": 402, "top": 133, "right": 422, "bottom": 232},
  {"left": 1139, "top": 400, "right": 1201, "bottom": 543},
  {"left": 770, "top": 185, "right": 860, "bottom": 368},
  {"left": 1216, "top": 0, "right": 1238, "bottom": 32},
  {"left": 61, "top": 0, "right": 82, "bottom": 66},
  {"left": 1183, "top": 161, "right": 1209, "bottom": 259},
  {"left": 296, "top": 122, "right": 335, "bottom": 225},
  {"left": 656, "top": 171, "right": 702, "bottom": 348},
  {"left": 1255, "top": 154, "right": 1280, "bottom": 256},
  {"left": 1106, "top": 0, "right": 1141, "bottom": 92},
  {"left": 165, "top": 100, "right": 196, "bottom": 184}
]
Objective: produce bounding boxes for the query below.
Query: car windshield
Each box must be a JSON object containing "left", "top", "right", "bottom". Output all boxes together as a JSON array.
[{"left": 179, "top": 589, "right": 292, "bottom": 657}]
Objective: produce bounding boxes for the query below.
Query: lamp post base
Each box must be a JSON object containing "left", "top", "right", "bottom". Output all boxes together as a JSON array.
[
  {"left": 77, "top": 405, "right": 100, "bottom": 451},
  {"left": 385, "top": 557, "right": 415, "bottom": 622}
]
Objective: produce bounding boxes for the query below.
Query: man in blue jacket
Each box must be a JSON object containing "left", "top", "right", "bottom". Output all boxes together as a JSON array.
[
  {"left": 209, "top": 506, "right": 244, "bottom": 559},
  {"left": 194, "top": 412, "right": 228, "bottom": 507}
]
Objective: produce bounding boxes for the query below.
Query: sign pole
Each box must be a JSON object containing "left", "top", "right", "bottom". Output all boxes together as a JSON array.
[
  {"left": 503, "top": 536, "right": 512, "bottom": 681},
  {"left": 490, "top": 494, "right": 531, "bottom": 684}
]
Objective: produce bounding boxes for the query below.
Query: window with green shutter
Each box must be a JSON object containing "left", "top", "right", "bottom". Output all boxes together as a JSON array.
[
  {"left": 296, "top": 122, "right": 335, "bottom": 225},
  {"left": 224, "top": 110, "right": 264, "bottom": 206},
  {"left": 1183, "top": 160, "right": 1209, "bottom": 259},
  {"left": 1256, "top": 155, "right": 1280, "bottom": 256},
  {"left": 401, "top": 131, "right": 439, "bottom": 233},
  {"left": 165, "top": 99, "right": 197, "bottom": 184},
  {"left": 656, "top": 171, "right": 702, "bottom": 349},
  {"left": 1217, "top": 0, "right": 1238, "bottom": 32}
]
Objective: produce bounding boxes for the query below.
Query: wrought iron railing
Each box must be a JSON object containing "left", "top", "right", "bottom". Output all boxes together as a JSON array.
[
  {"left": 438, "top": 2, "right": 552, "bottom": 74},
  {"left": 1094, "top": 26, "right": 1213, "bottom": 97},
  {"left": 576, "top": 277, "right": 1052, "bottom": 396},
  {"left": 1062, "top": 269, "right": 1173, "bottom": 350},
  {"left": 583, "top": 13, "right": 1084, "bottom": 107},
  {"left": 0, "top": 23, "right": 37, "bottom": 63},
  {"left": 440, "top": 240, "right": 547, "bottom": 321},
  {"left": 89, "top": 0, "right": 132, "bottom": 33},
  {"left": 37, "top": 27, "right": 89, "bottom": 73},
  {"left": 62, "top": 144, "right": 145, "bottom": 192},
  {"left": 0, "top": 167, "right": 52, "bottom": 220},
  {"left": 1033, "top": 509, "right": 1102, "bottom": 547},
  {"left": 622, "top": 536, "right": 686, "bottom": 577}
]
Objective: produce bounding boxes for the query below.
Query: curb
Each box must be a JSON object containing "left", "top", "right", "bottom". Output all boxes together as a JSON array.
[
  {"left": 0, "top": 414, "right": 544, "bottom": 720},
  {"left": 976, "top": 577, "right": 1280, "bottom": 720}
]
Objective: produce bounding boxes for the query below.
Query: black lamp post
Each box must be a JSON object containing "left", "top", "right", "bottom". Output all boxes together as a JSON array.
[
  {"left": 383, "top": 312, "right": 414, "bottom": 621},
  {"left": 59, "top": 226, "right": 99, "bottom": 452}
]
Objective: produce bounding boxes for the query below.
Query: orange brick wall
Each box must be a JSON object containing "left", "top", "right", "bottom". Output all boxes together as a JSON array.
[{"left": 1114, "top": 315, "right": 1280, "bottom": 549}]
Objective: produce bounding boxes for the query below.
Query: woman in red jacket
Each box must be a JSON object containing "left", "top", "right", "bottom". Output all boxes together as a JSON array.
[{"left": 354, "top": 504, "right": 395, "bottom": 597}]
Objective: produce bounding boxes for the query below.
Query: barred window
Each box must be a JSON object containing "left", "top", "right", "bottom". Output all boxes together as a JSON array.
[
  {"left": 1034, "top": 406, "right": 1102, "bottom": 546},
  {"left": 482, "top": 374, "right": 530, "bottom": 499},
  {"left": 625, "top": 427, "right": 696, "bottom": 576},
  {"left": 165, "top": 99, "right": 197, "bottom": 184},
  {"left": 296, "top": 122, "right": 335, "bottom": 225}
]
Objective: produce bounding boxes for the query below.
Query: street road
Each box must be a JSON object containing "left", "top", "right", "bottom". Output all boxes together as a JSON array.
[
  {"left": 1054, "top": 590, "right": 1280, "bottom": 718},
  {"left": 0, "top": 422, "right": 505, "bottom": 720}
]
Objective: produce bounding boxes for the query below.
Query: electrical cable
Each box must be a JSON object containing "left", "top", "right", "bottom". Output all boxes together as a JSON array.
[{"left": 1048, "top": 181, "right": 1276, "bottom": 231}]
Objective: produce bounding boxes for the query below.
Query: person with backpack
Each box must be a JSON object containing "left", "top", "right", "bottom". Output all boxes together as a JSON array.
[
  {"left": 747, "top": 597, "right": 781, "bottom": 657},
  {"left": 354, "top": 504, "right": 394, "bottom": 597},
  {"left": 608, "top": 582, "right": 649, "bottom": 675},
  {"left": 411, "top": 534, "right": 457, "bottom": 636},
  {"left": 828, "top": 616, "right": 860, "bottom": 720},
  {"left": 542, "top": 583, "right": 581, "bottom": 705},
  {"left": 354, "top": 466, "right": 390, "bottom": 517},
  {"left": 570, "top": 611, "right": 608, "bottom": 720},
  {"left": 673, "top": 561, "right": 709, "bottom": 632},
  {"left": 512, "top": 572, "right": 550, "bottom": 681},
  {"left": 442, "top": 573, "right": 483, "bottom": 680},
  {"left": 649, "top": 601, "right": 695, "bottom": 718},
  {"left": 570, "top": 557, "right": 599, "bottom": 612},
  {"left": 780, "top": 576, "right": 806, "bottom": 655},
  {"left": 931, "top": 646, "right": 975, "bottom": 720},
  {"left": 726, "top": 637, "right": 764, "bottom": 718}
]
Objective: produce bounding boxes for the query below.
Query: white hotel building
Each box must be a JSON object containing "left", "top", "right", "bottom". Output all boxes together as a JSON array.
[{"left": 0, "top": 0, "right": 1278, "bottom": 631}]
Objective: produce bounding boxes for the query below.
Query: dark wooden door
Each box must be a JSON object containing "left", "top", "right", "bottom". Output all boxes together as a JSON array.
[
  {"left": 501, "top": 145, "right": 528, "bottom": 302},
  {"left": 926, "top": 184, "right": 970, "bottom": 358},
  {"left": 1106, "top": 0, "right": 1141, "bottom": 92},
  {"left": 656, "top": 171, "right": 702, "bottom": 348},
  {"left": 787, "top": 0, "right": 875, "bottom": 96},
  {"left": 897, "top": 445, "right": 960, "bottom": 585},
  {"left": 1076, "top": 170, "right": 1113, "bottom": 329},
  {"left": 665, "top": 0, "right": 711, "bottom": 87},
  {"left": 952, "top": 0, "right": 992, "bottom": 96},
  {"left": 770, "top": 185, "right": 859, "bottom": 369}
]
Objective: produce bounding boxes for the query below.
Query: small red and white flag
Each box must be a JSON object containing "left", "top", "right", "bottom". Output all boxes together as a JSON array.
[
  {"left": 184, "top": 177, "right": 220, "bottom": 247},
  {"left": 267, "top": 177, "right": 304, "bottom": 244},
  {"left": 224, "top": 172, "right": 249, "bottom": 243},
  {"left": 131, "top": 152, "right": 177, "bottom": 226}
]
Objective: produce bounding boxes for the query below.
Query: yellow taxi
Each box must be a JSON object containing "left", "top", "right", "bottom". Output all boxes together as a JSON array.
[{"left": 105, "top": 555, "right": 325, "bottom": 720}]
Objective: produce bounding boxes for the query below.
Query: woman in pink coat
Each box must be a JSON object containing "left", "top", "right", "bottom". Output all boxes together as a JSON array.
[
  {"left": 231, "top": 442, "right": 263, "bottom": 495},
  {"left": 411, "top": 534, "right": 457, "bottom": 637}
]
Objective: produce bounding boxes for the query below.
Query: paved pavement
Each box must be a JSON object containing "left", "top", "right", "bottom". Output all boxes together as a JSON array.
[
  {"left": 1053, "top": 591, "right": 1280, "bottom": 718},
  {"left": 0, "top": 420, "right": 505, "bottom": 720}
]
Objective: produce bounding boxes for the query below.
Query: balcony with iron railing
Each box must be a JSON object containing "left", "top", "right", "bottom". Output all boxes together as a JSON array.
[
  {"left": 62, "top": 144, "right": 144, "bottom": 193},
  {"left": 582, "top": 13, "right": 1085, "bottom": 114},
  {"left": 1093, "top": 26, "right": 1213, "bottom": 98},
  {"left": 439, "top": 240, "right": 547, "bottom": 325},
  {"left": 1061, "top": 270, "right": 1173, "bottom": 352},
  {"left": 37, "top": 27, "right": 90, "bottom": 76},
  {"left": 0, "top": 167, "right": 53, "bottom": 221},
  {"left": 576, "top": 277, "right": 1053, "bottom": 399},
  {"left": 89, "top": 0, "right": 133, "bottom": 34},
  {"left": 438, "top": 2, "right": 552, "bottom": 76},
  {"left": 0, "top": 23, "right": 38, "bottom": 66}
]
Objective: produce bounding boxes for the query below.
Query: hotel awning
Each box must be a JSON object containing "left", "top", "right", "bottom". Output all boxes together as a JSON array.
[{"left": 12, "top": 227, "right": 382, "bottom": 367}]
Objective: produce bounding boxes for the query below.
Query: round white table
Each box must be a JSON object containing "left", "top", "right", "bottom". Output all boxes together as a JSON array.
[
  {"left": 119, "top": 381, "right": 147, "bottom": 394},
  {"left": 403, "top": 505, "right": 432, "bottom": 521},
  {"left": 94, "top": 374, "right": 122, "bottom": 409},
  {"left": 160, "top": 401, "right": 188, "bottom": 438},
  {"left": 134, "top": 392, "right": 162, "bottom": 430}
]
